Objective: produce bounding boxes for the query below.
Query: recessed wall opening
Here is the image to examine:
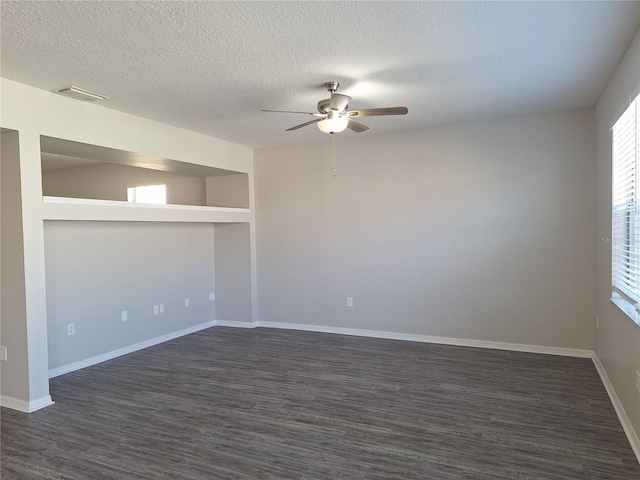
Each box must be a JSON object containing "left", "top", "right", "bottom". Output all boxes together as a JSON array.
[{"left": 40, "top": 136, "right": 250, "bottom": 208}]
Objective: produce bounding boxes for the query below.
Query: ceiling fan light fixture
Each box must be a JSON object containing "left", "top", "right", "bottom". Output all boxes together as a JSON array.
[{"left": 317, "top": 115, "right": 349, "bottom": 134}]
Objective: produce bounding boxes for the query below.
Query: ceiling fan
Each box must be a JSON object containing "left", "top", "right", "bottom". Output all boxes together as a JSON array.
[{"left": 262, "top": 81, "right": 408, "bottom": 134}]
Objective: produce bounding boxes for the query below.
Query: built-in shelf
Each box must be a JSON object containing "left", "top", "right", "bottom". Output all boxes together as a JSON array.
[
  {"left": 40, "top": 135, "right": 251, "bottom": 210},
  {"left": 42, "top": 196, "right": 250, "bottom": 223}
]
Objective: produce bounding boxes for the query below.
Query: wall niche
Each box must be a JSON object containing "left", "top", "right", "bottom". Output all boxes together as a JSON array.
[{"left": 40, "top": 136, "right": 250, "bottom": 209}]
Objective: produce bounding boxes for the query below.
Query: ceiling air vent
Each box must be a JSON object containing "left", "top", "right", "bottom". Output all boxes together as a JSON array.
[{"left": 56, "top": 86, "right": 109, "bottom": 102}]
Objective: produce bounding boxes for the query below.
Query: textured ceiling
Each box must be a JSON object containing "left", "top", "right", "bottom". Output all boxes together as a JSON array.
[{"left": 1, "top": 1, "right": 639, "bottom": 148}]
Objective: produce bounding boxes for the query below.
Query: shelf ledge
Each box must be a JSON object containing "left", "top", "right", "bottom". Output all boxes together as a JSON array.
[{"left": 41, "top": 196, "right": 251, "bottom": 223}]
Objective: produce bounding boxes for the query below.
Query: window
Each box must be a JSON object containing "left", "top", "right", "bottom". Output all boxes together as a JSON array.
[
  {"left": 611, "top": 93, "right": 640, "bottom": 324},
  {"left": 126, "top": 184, "right": 166, "bottom": 205}
]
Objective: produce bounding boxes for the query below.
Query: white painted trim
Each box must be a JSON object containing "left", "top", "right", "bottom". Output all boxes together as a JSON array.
[
  {"left": 213, "top": 320, "right": 257, "bottom": 328},
  {"left": 48, "top": 321, "right": 216, "bottom": 378},
  {"left": 255, "top": 321, "right": 594, "bottom": 358},
  {"left": 592, "top": 354, "right": 640, "bottom": 464},
  {"left": 43, "top": 195, "right": 250, "bottom": 213},
  {"left": 41, "top": 197, "right": 250, "bottom": 223},
  {"left": 0, "top": 394, "right": 54, "bottom": 413}
]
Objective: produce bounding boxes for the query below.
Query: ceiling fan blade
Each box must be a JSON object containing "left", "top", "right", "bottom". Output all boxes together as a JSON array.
[
  {"left": 347, "top": 107, "right": 408, "bottom": 117},
  {"left": 285, "top": 118, "right": 322, "bottom": 131},
  {"left": 347, "top": 118, "right": 369, "bottom": 133},
  {"left": 262, "top": 109, "right": 322, "bottom": 116},
  {"left": 329, "top": 93, "right": 351, "bottom": 112}
]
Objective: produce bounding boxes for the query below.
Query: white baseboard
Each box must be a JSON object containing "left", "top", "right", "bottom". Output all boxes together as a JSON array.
[
  {"left": 0, "top": 394, "right": 54, "bottom": 413},
  {"left": 47, "top": 318, "right": 591, "bottom": 378},
  {"left": 213, "top": 319, "right": 258, "bottom": 328},
  {"left": 48, "top": 320, "right": 254, "bottom": 379},
  {"left": 48, "top": 320, "right": 216, "bottom": 378},
  {"left": 255, "top": 321, "right": 594, "bottom": 358},
  {"left": 592, "top": 354, "right": 640, "bottom": 464}
]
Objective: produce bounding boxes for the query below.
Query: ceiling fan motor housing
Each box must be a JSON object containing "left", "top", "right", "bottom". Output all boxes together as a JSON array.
[
  {"left": 317, "top": 98, "right": 331, "bottom": 114},
  {"left": 317, "top": 94, "right": 351, "bottom": 115}
]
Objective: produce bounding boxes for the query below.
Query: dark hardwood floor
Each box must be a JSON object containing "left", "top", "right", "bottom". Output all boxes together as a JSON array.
[{"left": 2, "top": 327, "right": 639, "bottom": 479}]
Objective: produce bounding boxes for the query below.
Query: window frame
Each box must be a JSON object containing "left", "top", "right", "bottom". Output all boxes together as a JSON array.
[{"left": 610, "top": 93, "right": 640, "bottom": 326}]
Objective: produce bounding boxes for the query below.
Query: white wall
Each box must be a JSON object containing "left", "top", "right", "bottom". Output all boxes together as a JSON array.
[
  {"left": 255, "top": 109, "right": 596, "bottom": 349},
  {"left": 214, "top": 223, "right": 253, "bottom": 322},
  {"left": 206, "top": 173, "right": 250, "bottom": 208},
  {"left": 0, "top": 78, "right": 255, "bottom": 411},
  {"left": 1, "top": 131, "right": 32, "bottom": 404},
  {"left": 44, "top": 221, "right": 216, "bottom": 369},
  {"left": 595, "top": 27, "right": 640, "bottom": 447}
]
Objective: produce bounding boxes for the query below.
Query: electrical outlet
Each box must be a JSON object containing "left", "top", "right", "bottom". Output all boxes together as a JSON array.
[
  {"left": 121, "top": 310, "right": 128, "bottom": 322},
  {"left": 184, "top": 298, "right": 190, "bottom": 308},
  {"left": 0, "top": 346, "right": 7, "bottom": 361},
  {"left": 159, "top": 304, "right": 164, "bottom": 313},
  {"left": 209, "top": 292, "right": 216, "bottom": 301},
  {"left": 636, "top": 371, "right": 640, "bottom": 394},
  {"left": 153, "top": 305, "right": 159, "bottom": 315},
  {"left": 346, "top": 297, "right": 354, "bottom": 307},
  {"left": 67, "top": 323, "right": 75, "bottom": 336}
]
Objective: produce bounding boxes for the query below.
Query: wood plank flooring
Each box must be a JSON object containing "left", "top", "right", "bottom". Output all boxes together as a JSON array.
[{"left": 2, "top": 327, "right": 639, "bottom": 479}]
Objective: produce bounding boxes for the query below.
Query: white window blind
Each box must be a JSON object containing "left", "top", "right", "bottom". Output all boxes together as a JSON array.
[{"left": 612, "top": 94, "right": 640, "bottom": 304}]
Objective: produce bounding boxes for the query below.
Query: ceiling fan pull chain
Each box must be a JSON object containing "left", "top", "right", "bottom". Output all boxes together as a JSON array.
[{"left": 332, "top": 133, "right": 337, "bottom": 179}]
